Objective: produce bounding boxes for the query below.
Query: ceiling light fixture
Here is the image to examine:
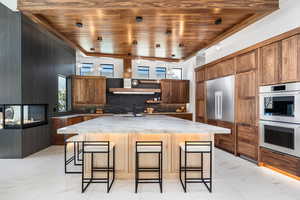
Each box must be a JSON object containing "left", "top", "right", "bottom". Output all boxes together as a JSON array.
[
  {"left": 166, "top": 29, "right": 172, "bottom": 35},
  {"left": 136, "top": 16, "right": 143, "bottom": 23},
  {"left": 215, "top": 18, "right": 222, "bottom": 25},
  {"left": 97, "top": 36, "right": 102, "bottom": 41},
  {"left": 132, "top": 40, "right": 138, "bottom": 45},
  {"left": 75, "top": 22, "right": 83, "bottom": 28},
  {"left": 156, "top": 44, "right": 161, "bottom": 48},
  {"left": 179, "top": 43, "right": 184, "bottom": 47},
  {"left": 90, "top": 48, "right": 95, "bottom": 51},
  {"left": 171, "top": 54, "right": 175, "bottom": 57}
]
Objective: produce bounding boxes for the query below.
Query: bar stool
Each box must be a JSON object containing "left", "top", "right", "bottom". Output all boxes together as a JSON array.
[
  {"left": 64, "top": 135, "right": 84, "bottom": 174},
  {"left": 179, "top": 141, "right": 212, "bottom": 193},
  {"left": 135, "top": 141, "right": 163, "bottom": 193},
  {"left": 82, "top": 141, "right": 115, "bottom": 193}
]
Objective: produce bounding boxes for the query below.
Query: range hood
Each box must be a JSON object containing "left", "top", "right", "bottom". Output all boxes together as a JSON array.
[{"left": 109, "top": 58, "right": 161, "bottom": 95}]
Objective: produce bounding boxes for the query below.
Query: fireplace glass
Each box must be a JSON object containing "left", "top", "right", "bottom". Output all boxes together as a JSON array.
[
  {"left": 3, "top": 104, "right": 48, "bottom": 129},
  {"left": 4, "top": 105, "right": 22, "bottom": 129},
  {"left": 0, "top": 105, "right": 3, "bottom": 129}
]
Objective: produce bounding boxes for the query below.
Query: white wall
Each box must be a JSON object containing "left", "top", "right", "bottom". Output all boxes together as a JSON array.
[
  {"left": 0, "top": 0, "right": 17, "bottom": 11},
  {"left": 205, "top": 0, "right": 300, "bottom": 64}
]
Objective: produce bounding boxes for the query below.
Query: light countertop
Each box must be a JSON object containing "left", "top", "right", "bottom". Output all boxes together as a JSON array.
[{"left": 57, "top": 115, "right": 230, "bottom": 135}]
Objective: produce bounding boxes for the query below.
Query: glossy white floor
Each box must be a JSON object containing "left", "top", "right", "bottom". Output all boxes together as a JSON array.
[{"left": 0, "top": 146, "right": 299, "bottom": 200}]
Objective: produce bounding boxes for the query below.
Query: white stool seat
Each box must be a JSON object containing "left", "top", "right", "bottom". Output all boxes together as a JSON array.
[
  {"left": 137, "top": 143, "right": 162, "bottom": 152},
  {"left": 180, "top": 143, "right": 210, "bottom": 152},
  {"left": 84, "top": 142, "right": 115, "bottom": 152}
]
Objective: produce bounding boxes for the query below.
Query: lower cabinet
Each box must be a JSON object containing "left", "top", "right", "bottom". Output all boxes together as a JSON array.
[
  {"left": 208, "top": 120, "right": 235, "bottom": 154},
  {"left": 237, "top": 124, "right": 258, "bottom": 161},
  {"left": 260, "top": 147, "right": 300, "bottom": 177}
]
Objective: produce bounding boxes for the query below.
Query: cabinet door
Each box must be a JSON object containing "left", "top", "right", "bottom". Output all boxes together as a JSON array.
[
  {"left": 236, "top": 50, "right": 257, "bottom": 73},
  {"left": 236, "top": 71, "right": 256, "bottom": 125},
  {"left": 73, "top": 77, "right": 88, "bottom": 104},
  {"left": 260, "top": 42, "right": 280, "bottom": 85},
  {"left": 93, "top": 78, "right": 106, "bottom": 104},
  {"left": 161, "top": 80, "right": 172, "bottom": 103},
  {"left": 196, "top": 82, "right": 205, "bottom": 119},
  {"left": 237, "top": 125, "right": 258, "bottom": 160},
  {"left": 206, "top": 65, "right": 218, "bottom": 80},
  {"left": 196, "top": 68, "right": 205, "bottom": 82},
  {"left": 177, "top": 80, "right": 189, "bottom": 103},
  {"left": 280, "top": 35, "right": 300, "bottom": 83},
  {"left": 217, "top": 58, "right": 234, "bottom": 77}
]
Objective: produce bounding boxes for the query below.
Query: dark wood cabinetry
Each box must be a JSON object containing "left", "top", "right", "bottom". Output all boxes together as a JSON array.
[
  {"left": 160, "top": 79, "right": 189, "bottom": 104},
  {"left": 237, "top": 125, "right": 258, "bottom": 160},
  {"left": 72, "top": 76, "right": 106, "bottom": 108},
  {"left": 208, "top": 120, "right": 235, "bottom": 154},
  {"left": 260, "top": 42, "right": 280, "bottom": 85},
  {"left": 280, "top": 34, "right": 300, "bottom": 83},
  {"left": 236, "top": 50, "right": 257, "bottom": 73},
  {"left": 195, "top": 68, "right": 205, "bottom": 122},
  {"left": 206, "top": 58, "right": 234, "bottom": 80},
  {"left": 260, "top": 147, "right": 300, "bottom": 177}
]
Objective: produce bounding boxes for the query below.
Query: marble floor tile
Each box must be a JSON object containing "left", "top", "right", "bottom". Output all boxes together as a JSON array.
[{"left": 0, "top": 146, "right": 299, "bottom": 200}]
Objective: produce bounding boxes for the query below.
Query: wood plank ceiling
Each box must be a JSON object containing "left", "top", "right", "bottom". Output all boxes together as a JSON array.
[{"left": 18, "top": 0, "right": 279, "bottom": 61}]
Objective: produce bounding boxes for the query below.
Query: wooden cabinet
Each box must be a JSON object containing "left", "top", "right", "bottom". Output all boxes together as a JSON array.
[
  {"left": 260, "top": 42, "right": 280, "bottom": 85},
  {"left": 160, "top": 79, "right": 189, "bottom": 104},
  {"left": 237, "top": 125, "right": 258, "bottom": 160},
  {"left": 195, "top": 81, "right": 205, "bottom": 121},
  {"left": 206, "top": 58, "right": 234, "bottom": 80},
  {"left": 208, "top": 120, "right": 235, "bottom": 154},
  {"left": 260, "top": 147, "right": 300, "bottom": 177},
  {"left": 236, "top": 70, "right": 257, "bottom": 125},
  {"left": 72, "top": 76, "right": 106, "bottom": 108},
  {"left": 236, "top": 50, "right": 257, "bottom": 73},
  {"left": 195, "top": 68, "right": 205, "bottom": 82},
  {"left": 280, "top": 34, "right": 300, "bottom": 83}
]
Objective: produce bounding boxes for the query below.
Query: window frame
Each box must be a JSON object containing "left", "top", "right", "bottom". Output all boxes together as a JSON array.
[
  {"left": 100, "top": 64, "right": 114, "bottom": 78},
  {"left": 80, "top": 63, "right": 93, "bottom": 76},
  {"left": 137, "top": 66, "right": 150, "bottom": 79},
  {"left": 172, "top": 68, "right": 183, "bottom": 80},
  {"left": 57, "top": 74, "right": 68, "bottom": 113},
  {"left": 155, "top": 67, "right": 167, "bottom": 79}
]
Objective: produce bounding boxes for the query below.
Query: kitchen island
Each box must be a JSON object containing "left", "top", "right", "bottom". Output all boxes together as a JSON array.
[{"left": 58, "top": 115, "right": 230, "bottom": 179}]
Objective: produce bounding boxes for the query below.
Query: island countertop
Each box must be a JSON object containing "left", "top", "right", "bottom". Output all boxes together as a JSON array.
[{"left": 57, "top": 115, "right": 230, "bottom": 135}]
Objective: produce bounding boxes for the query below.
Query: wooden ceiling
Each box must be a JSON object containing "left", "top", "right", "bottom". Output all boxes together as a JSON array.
[{"left": 18, "top": 0, "right": 279, "bottom": 61}]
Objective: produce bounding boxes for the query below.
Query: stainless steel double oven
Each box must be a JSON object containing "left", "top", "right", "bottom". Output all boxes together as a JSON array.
[{"left": 259, "top": 82, "right": 300, "bottom": 157}]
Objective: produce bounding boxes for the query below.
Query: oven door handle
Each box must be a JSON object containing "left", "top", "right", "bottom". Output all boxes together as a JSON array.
[{"left": 259, "top": 120, "right": 300, "bottom": 128}]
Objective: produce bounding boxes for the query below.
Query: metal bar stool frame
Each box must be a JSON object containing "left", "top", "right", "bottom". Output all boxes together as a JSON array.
[
  {"left": 64, "top": 137, "right": 83, "bottom": 174},
  {"left": 135, "top": 141, "right": 163, "bottom": 193},
  {"left": 179, "top": 141, "right": 212, "bottom": 193},
  {"left": 81, "top": 141, "right": 115, "bottom": 193}
]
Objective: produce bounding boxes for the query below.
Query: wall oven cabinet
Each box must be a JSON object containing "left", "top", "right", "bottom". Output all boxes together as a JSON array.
[{"left": 1, "top": 104, "right": 48, "bottom": 129}]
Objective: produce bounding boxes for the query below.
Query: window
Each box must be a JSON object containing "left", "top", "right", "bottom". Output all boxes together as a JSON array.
[
  {"left": 156, "top": 67, "right": 166, "bottom": 79},
  {"left": 58, "top": 75, "right": 67, "bottom": 112},
  {"left": 171, "top": 68, "right": 182, "bottom": 80},
  {"left": 100, "top": 64, "right": 114, "bottom": 78},
  {"left": 80, "top": 63, "right": 93, "bottom": 75},
  {"left": 137, "top": 66, "right": 150, "bottom": 79}
]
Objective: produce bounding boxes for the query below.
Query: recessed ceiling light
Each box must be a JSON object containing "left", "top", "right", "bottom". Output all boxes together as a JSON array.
[
  {"left": 128, "top": 53, "right": 132, "bottom": 56},
  {"left": 97, "top": 36, "right": 102, "bottom": 41},
  {"left": 215, "top": 18, "right": 222, "bottom": 25},
  {"left": 136, "top": 16, "right": 143, "bottom": 23},
  {"left": 166, "top": 29, "right": 172, "bottom": 35},
  {"left": 75, "top": 22, "right": 83, "bottom": 28},
  {"left": 171, "top": 54, "right": 175, "bottom": 57},
  {"left": 156, "top": 44, "right": 161, "bottom": 48},
  {"left": 90, "top": 48, "right": 95, "bottom": 51},
  {"left": 132, "top": 40, "right": 138, "bottom": 45},
  {"left": 179, "top": 43, "right": 184, "bottom": 47}
]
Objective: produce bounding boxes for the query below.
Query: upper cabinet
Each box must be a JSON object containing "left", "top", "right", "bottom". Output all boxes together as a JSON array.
[
  {"left": 260, "top": 34, "right": 300, "bottom": 85},
  {"left": 260, "top": 42, "right": 280, "bottom": 85},
  {"left": 236, "top": 50, "right": 257, "bottom": 73},
  {"left": 161, "top": 79, "right": 189, "bottom": 104},
  {"left": 280, "top": 35, "right": 300, "bottom": 83},
  {"left": 72, "top": 76, "right": 106, "bottom": 108},
  {"left": 206, "top": 58, "right": 234, "bottom": 80}
]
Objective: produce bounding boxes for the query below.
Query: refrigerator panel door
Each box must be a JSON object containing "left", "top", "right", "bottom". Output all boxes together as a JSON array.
[{"left": 206, "top": 75, "right": 235, "bottom": 122}]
